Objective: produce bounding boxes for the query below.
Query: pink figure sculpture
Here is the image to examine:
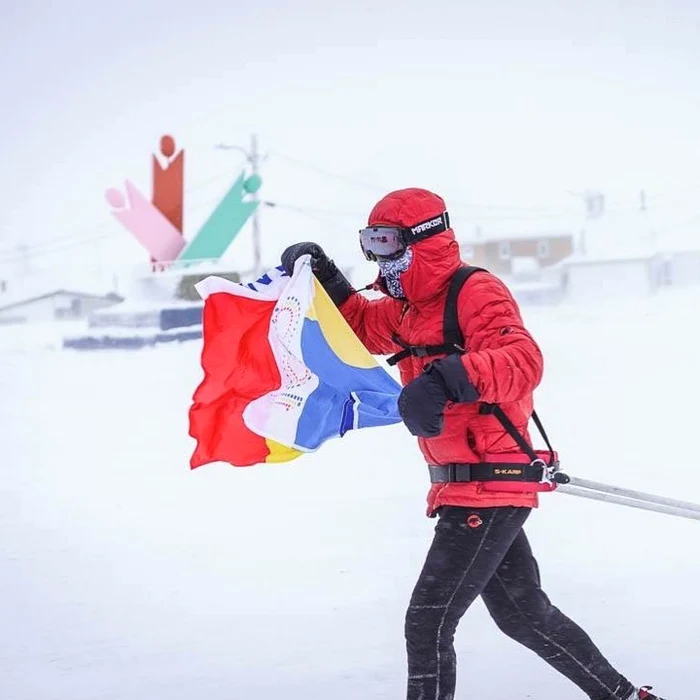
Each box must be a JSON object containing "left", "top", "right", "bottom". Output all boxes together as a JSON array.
[{"left": 105, "top": 181, "right": 186, "bottom": 263}]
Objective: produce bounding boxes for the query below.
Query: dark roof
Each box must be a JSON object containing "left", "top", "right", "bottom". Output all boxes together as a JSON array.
[{"left": 0, "top": 289, "right": 123, "bottom": 313}]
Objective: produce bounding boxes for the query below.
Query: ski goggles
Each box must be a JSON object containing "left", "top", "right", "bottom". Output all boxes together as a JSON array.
[{"left": 358, "top": 212, "right": 450, "bottom": 262}]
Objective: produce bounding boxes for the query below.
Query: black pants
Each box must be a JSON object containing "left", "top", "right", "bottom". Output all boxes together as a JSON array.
[{"left": 405, "top": 506, "right": 635, "bottom": 700}]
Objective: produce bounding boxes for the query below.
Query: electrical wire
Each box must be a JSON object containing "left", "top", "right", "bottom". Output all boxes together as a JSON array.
[
  {"left": 268, "top": 150, "right": 388, "bottom": 193},
  {"left": 4, "top": 142, "right": 698, "bottom": 264},
  {"left": 0, "top": 168, "right": 241, "bottom": 263},
  {"left": 264, "top": 201, "right": 364, "bottom": 219}
]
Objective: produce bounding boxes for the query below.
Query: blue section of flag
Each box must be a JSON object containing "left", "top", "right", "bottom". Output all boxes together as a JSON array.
[
  {"left": 245, "top": 265, "right": 287, "bottom": 291},
  {"left": 294, "top": 318, "right": 401, "bottom": 450}
]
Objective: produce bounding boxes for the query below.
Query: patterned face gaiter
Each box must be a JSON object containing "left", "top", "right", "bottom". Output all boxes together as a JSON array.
[{"left": 377, "top": 247, "right": 413, "bottom": 299}]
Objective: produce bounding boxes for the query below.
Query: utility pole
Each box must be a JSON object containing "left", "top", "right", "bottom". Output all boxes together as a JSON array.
[
  {"left": 214, "top": 134, "right": 263, "bottom": 276},
  {"left": 567, "top": 189, "right": 606, "bottom": 257},
  {"left": 249, "top": 134, "right": 262, "bottom": 276},
  {"left": 17, "top": 243, "right": 31, "bottom": 275},
  {"left": 640, "top": 189, "right": 656, "bottom": 251}
]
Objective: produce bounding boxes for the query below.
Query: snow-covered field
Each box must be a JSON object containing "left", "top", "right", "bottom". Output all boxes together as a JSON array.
[{"left": 2, "top": 289, "right": 699, "bottom": 700}]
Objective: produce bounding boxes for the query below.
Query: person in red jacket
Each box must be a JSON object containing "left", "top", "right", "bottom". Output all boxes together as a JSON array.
[{"left": 281, "top": 188, "right": 665, "bottom": 700}]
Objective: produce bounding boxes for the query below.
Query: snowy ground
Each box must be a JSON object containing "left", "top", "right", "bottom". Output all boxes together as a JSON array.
[{"left": 2, "top": 289, "right": 699, "bottom": 700}]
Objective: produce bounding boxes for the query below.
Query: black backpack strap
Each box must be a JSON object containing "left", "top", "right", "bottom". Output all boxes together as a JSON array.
[
  {"left": 386, "top": 266, "right": 486, "bottom": 367},
  {"left": 478, "top": 404, "right": 557, "bottom": 468},
  {"left": 386, "top": 334, "right": 454, "bottom": 367},
  {"left": 444, "top": 267, "right": 558, "bottom": 471},
  {"left": 531, "top": 410, "right": 556, "bottom": 458},
  {"left": 443, "top": 266, "right": 487, "bottom": 348}
]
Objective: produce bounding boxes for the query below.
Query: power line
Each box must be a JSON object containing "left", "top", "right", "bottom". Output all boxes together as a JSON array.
[
  {"left": 0, "top": 232, "right": 116, "bottom": 263},
  {"left": 0, "top": 167, "right": 241, "bottom": 261},
  {"left": 267, "top": 200, "right": 353, "bottom": 236},
  {"left": 270, "top": 150, "right": 587, "bottom": 215},
  {"left": 269, "top": 150, "right": 388, "bottom": 193},
  {"left": 271, "top": 151, "right": 700, "bottom": 220},
  {"left": 264, "top": 201, "right": 365, "bottom": 219},
  {"left": 0, "top": 219, "right": 116, "bottom": 259},
  {"left": 652, "top": 212, "right": 700, "bottom": 235}
]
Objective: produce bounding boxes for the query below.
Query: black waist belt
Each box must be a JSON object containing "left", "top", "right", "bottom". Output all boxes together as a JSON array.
[{"left": 428, "top": 462, "right": 554, "bottom": 484}]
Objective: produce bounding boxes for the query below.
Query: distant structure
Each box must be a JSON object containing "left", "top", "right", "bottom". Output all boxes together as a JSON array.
[
  {"left": 583, "top": 190, "right": 606, "bottom": 220},
  {"left": 0, "top": 290, "right": 123, "bottom": 325},
  {"left": 459, "top": 231, "right": 574, "bottom": 276},
  {"left": 106, "top": 134, "right": 261, "bottom": 269}
]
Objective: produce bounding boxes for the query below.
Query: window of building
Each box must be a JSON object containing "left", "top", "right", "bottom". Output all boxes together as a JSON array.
[
  {"left": 499, "top": 241, "right": 512, "bottom": 260},
  {"left": 537, "top": 240, "right": 551, "bottom": 259}
]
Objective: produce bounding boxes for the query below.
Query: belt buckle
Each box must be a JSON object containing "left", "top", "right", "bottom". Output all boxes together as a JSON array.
[
  {"left": 532, "top": 458, "right": 569, "bottom": 485},
  {"left": 531, "top": 458, "right": 553, "bottom": 484},
  {"left": 447, "top": 464, "right": 471, "bottom": 482}
]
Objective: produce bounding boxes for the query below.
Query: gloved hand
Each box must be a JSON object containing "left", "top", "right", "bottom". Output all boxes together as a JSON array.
[
  {"left": 281, "top": 241, "right": 354, "bottom": 306},
  {"left": 398, "top": 355, "right": 480, "bottom": 437}
]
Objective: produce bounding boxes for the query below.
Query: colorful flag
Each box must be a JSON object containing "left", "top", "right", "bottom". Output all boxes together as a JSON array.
[{"left": 189, "top": 256, "right": 402, "bottom": 468}]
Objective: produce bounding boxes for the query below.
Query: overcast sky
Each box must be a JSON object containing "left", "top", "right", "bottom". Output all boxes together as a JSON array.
[{"left": 1, "top": 0, "right": 699, "bottom": 284}]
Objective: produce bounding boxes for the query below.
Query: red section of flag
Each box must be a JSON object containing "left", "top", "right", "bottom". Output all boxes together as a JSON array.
[{"left": 189, "top": 292, "right": 281, "bottom": 468}]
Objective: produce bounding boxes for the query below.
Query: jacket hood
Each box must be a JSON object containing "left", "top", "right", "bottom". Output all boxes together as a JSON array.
[{"left": 368, "top": 188, "right": 461, "bottom": 305}]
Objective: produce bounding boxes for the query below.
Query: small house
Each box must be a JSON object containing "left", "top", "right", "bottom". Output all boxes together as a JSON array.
[{"left": 459, "top": 231, "right": 574, "bottom": 275}]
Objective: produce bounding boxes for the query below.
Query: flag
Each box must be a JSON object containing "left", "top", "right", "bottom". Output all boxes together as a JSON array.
[{"left": 188, "top": 256, "right": 402, "bottom": 468}]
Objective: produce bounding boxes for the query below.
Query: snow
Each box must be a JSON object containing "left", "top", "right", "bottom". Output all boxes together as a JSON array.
[
  {"left": 0, "top": 321, "right": 87, "bottom": 354},
  {"left": 2, "top": 288, "right": 700, "bottom": 699},
  {"left": 0, "top": 268, "right": 119, "bottom": 311},
  {"left": 90, "top": 299, "right": 204, "bottom": 315}
]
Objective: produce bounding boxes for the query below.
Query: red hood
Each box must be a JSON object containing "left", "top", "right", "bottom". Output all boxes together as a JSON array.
[
  {"left": 372, "top": 231, "right": 461, "bottom": 305},
  {"left": 367, "top": 187, "right": 462, "bottom": 306}
]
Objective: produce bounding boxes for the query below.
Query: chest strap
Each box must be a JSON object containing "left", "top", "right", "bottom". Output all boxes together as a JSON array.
[
  {"left": 386, "top": 266, "right": 485, "bottom": 367},
  {"left": 386, "top": 334, "right": 461, "bottom": 367}
]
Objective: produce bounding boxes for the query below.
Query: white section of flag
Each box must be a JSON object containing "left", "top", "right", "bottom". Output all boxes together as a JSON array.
[{"left": 242, "top": 257, "right": 320, "bottom": 450}]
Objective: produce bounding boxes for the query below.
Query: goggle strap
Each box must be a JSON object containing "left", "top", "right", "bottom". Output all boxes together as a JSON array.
[{"left": 405, "top": 211, "right": 450, "bottom": 244}]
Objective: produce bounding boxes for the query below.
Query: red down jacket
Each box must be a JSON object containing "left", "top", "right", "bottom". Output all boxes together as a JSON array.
[{"left": 339, "top": 188, "right": 545, "bottom": 513}]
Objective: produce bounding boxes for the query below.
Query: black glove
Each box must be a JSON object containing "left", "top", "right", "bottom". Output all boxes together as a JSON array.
[
  {"left": 281, "top": 241, "right": 354, "bottom": 306},
  {"left": 398, "top": 355, "right": 480, "bottom": 437}
]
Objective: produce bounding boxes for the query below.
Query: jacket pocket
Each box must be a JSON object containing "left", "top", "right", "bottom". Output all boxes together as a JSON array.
[{"left": 465, "top": 427, "right": 485, "bottom": 459}]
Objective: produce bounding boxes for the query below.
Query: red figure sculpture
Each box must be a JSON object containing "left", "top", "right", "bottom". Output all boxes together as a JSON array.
[{"left": 152, "top": 135, "right": 184, "bottom": 234}]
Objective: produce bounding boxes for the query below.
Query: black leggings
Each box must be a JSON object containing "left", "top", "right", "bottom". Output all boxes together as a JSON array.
[{"left": 405, "top": 506, "right": 635, "bottom": 700}]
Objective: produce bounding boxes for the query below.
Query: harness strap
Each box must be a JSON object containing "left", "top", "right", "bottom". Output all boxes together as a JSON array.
[
  {"left": 386, "top": 334, "right": 458, "bottom": 367},
  {"left": 443, "top": 266, "right": 480, "bottom": 347},
  {"left": 386, "top": 266, "right": 485, "bottom": 367},
  {"left": 531, "top": 410, "right": 556, "bottom": 458},
  {"left": 384, "top": 264, "right": 562, "bottom": 477},
  {"left": 479, "top": 404, "right": 555, "bottom": 466},
  {"left": 428, "top": 462, "right": 547, "bottom": 484}
]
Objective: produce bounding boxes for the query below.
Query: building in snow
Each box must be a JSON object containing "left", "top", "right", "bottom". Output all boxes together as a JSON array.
[
  {"left": 459, "top": 231, "right": 575, "bottom": 276},
  {"left": 0, "top": 289, "right": 123, "bottom": 325},
  {"left": 559, "top": 251, "right": 664, "bottom": 303}
]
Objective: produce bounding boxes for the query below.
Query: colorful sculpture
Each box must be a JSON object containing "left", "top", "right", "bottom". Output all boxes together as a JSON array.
[{"left": 106, "top": 135, "right": 260, "bottom": 266}]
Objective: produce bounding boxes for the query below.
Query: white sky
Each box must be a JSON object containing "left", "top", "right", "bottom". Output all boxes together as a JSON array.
[{"left": 1, "top": 0, "right": 699, "bottom": 286}]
